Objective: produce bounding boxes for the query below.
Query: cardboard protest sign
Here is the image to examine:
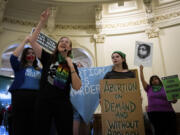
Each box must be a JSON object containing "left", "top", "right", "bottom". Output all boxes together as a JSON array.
[
  {"left": 31, "top": 28, "right": 57, "bottom": 53},
  {"left": 162, "top": 75, "right": 180, "bottom": 101},
  {"left": 100, "top": 70, "right": 145, "bottom": 135}
]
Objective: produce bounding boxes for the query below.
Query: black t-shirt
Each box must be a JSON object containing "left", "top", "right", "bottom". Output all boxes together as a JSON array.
[
  {"left": 104, "top": 70, "right": 135, "bottom": 79},
  {"left": 39, "top": 49, "right": 79, "bottom": 100}
]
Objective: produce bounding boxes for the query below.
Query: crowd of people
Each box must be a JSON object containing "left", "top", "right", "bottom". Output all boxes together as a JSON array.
[{"left": 0, "top": 8, "right": 178, "bottom": 135}]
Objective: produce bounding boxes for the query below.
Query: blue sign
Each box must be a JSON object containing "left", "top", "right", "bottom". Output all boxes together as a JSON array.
[{"left": 70, "top": 65, "right": 112, "bottom": 124}]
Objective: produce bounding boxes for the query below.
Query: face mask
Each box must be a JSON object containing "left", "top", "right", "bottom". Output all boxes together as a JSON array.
[
  {"left": 152, "top": 85, "right": 162, "bottom": 92},
  {"left": 26, "top": 55, "right": 35, "bottom": 61}
]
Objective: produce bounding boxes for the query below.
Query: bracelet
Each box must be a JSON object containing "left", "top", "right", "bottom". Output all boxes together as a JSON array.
[{"left": 71, "top": 71, "right": 76, "bottom": 74}]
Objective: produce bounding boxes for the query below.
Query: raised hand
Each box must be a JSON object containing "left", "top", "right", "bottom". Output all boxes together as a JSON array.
[
  {"left": 40, "top": 8, "right": 50, "bottom": 23},
  {"left": 13, "top": 35, "right": 32, "bottom": 57},
  {"left": 24, "top": 35, "right": 32, "bottom": 44},
  {"left": 140, "top": 65, "right": 144, "bottom": 72},
  {"left": 65, "top": 57, "right": 73, "bottom": 68},
  {"left": 139, "top": 64, "right": 148, "bottom": 90},
  {"left": 171, "top": 96, "right": 178, "bottom": 104}
]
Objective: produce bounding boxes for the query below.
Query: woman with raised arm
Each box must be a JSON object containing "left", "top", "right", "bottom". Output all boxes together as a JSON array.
[
  {"left": 139, "top": 65, "right": 177, "bottom": 135},
  {"left": 30, "top": 9, "right": 82, "bottom": 135},
  {"left": 9, "top": 36, "right": 41, "bottom": 135}
]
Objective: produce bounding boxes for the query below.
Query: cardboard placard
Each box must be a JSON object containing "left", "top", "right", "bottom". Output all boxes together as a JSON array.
[
  {"left": 100, "top": 70, "right": 145, "bottom": 135},
  {"left": 162, "top": 75, "right": 180, "bottom": 101}
]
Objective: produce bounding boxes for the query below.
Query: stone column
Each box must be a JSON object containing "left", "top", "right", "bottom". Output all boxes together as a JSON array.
[
  {"left": 47, "top": 6, "right": 57, "bottom": 33},
  {"left": 93, "top": 34, "right": 105, "bottom": 67},
  {"left": 95, "top": 5, "right": 103, "bottom": 34},
  {"left": 144, "top": 0, "right": 166, "bottom": 76},
  {"left": 0, "top": 0, "right": 8, "bottom": 32}
]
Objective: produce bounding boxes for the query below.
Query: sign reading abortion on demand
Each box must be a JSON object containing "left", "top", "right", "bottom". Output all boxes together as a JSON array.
[
  {"left": 31, "top": 28, "right": 57, "bottom": 53},
  {"left": 70, "top": 65, "right": 112, "bottom": 124},
  {"left": 162, "top": 75, "right": 180, "bottom": 101},
  {"left": 100, "top": 70, "right": 145, "bottom": 135}
]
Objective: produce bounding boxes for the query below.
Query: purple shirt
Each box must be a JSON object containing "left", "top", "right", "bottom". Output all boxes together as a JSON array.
[{"left": 146, "top": 85, "right": 174, "bottom": 112}]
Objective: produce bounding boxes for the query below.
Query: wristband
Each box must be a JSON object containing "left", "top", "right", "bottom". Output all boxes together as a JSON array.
[{"left": 71, "top": 71, "right": 76, "bottom": 74}]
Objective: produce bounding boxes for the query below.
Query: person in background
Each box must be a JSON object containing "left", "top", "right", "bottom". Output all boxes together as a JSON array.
[
  {"left": 29, "top": 8, "right": 82, "bottom": 135},
  {"left": 104, "top": 51, "right": 135, "bottom": 79},
  {"left": 73, "top": 62, "right": 91, "bottom": 135},
  {"left": 139, "top": 65, "right": 177, "bottom": 135},
  {"left": 76, "top": 62, "right": 84, "bottom": 68},
  {"left": 8, "top": 36, "right": 41, "bottom": 135}
]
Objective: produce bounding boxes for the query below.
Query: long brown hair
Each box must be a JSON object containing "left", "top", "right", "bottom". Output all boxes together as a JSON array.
[
  {"left": 51, "top": 37, "right": 72, "bottom": 63},
  {"left": 20, "top": 47, "right": 39, "bottom": 69},
  {"left": 112, "top": 52, "right": 128, "bottom": 70}
]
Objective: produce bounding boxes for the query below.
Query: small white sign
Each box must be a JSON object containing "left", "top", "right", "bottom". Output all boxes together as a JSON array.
[{"left": 31, "top": 28, "right": 57, "bottom": 53}]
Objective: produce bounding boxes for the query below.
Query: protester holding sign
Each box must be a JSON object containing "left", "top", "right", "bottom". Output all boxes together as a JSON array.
[
  {"left": 102, "top": 50, "right": 135, "bottom": 107},
  {"left": 29, "top": 8, "right": 82, "bottom": 135},
  {"left": 102, "top": 50, "right": 135, "bottom": 109},
  {"left": 9, "top": 36, "right": 42, "bottom": 135},
  {"left": 139, "top": 65, "right": 177, "bottom": 135},
  {"left": 104, "top": 51, "right": 135, "bottom": 79},
  {"left": 101, "top": 51, "right": 145, "bottom": 135}
]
